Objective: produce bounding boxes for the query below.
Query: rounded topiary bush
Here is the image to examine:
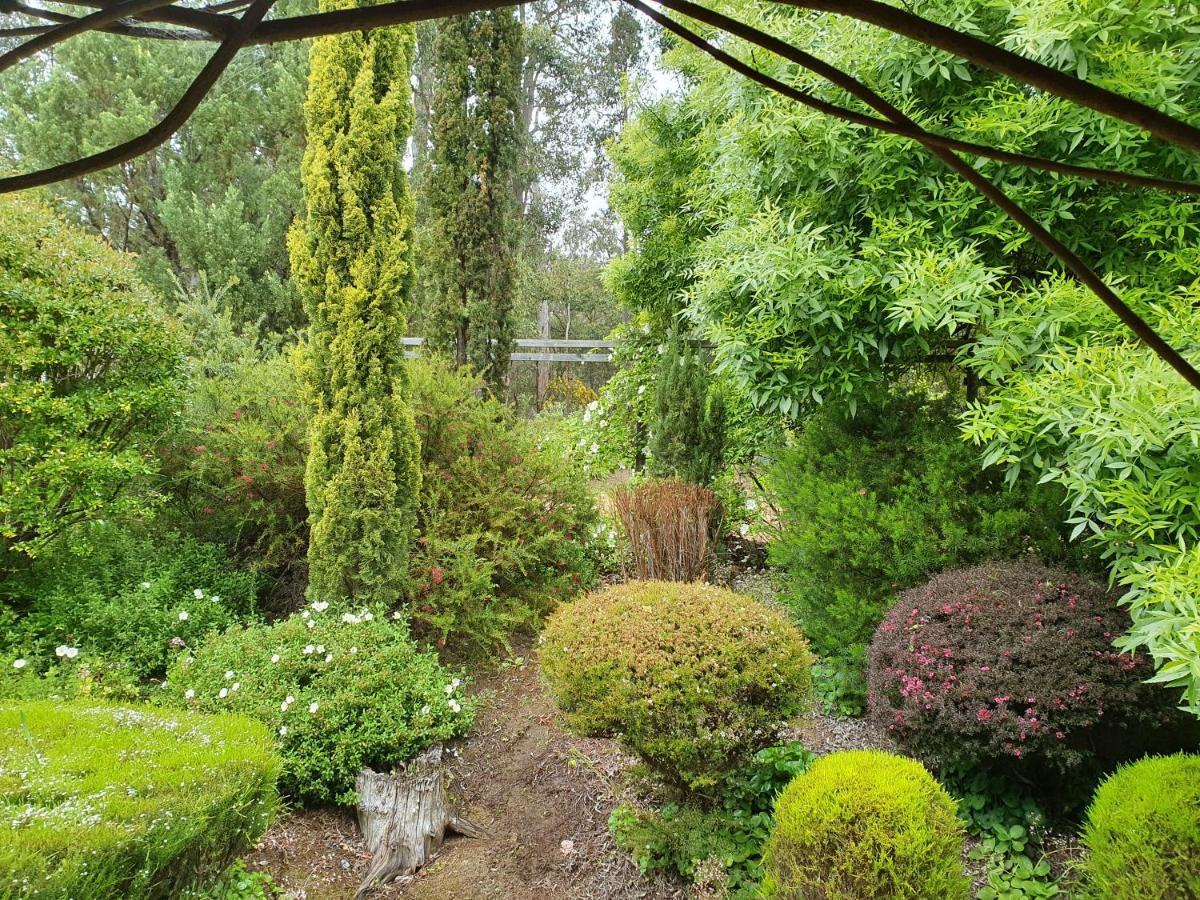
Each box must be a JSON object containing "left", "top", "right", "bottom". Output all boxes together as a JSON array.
[
  {"left": 1081, "top": 754, "right": 1200, "bottom": 899},
  {"left": 165, "top": 604, "right": 473, "bottom": 804},
  {"left": 868, "top": 561, "right": 1192, "bottom": 782},
  {"left": 762, "top": 750, "right": 969, "bottom": 900},
  {"left": 0, "top": 701, "right": 279, "bottom": 899},
  {"left": 539, "top": 580, "right": 813, "bottom": 791}
]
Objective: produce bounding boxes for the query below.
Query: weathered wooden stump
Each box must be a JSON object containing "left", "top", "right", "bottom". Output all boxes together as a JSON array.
[{"left": 354, "top": 745, "right": 483, "bottom": 898}]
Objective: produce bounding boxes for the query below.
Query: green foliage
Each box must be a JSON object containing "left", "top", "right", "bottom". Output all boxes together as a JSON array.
[
  {"left": 648, "top": 333, "right": 726, "bottom": 485},
  {"left": 0, "top": 195, "right": 185, "bottom": 562},
  {"left": 1081, "top": 754, "right": 1200, "bottom": 899},
  {"left": 288, "top": 12, "right": 422, "bottom": 607},
  {"left": 1, "top": 525, "right": 258, "bottom": 681},
  {"left": 422, "top": 11, "right": 523, "bottom": 390},
  {"left": 163, "top": 608, "right": 472, "bottom": 805},
  {"left": 181, "top": 861, "right": 281, "bottom": 900},
  {"left": 407, "top": 358, "right": 601, "bottom": 656},
  {"left": 977, "top": 854, "right": 1062, "bottom": 900},
  {"left": 767, "top": 392, "right": 1075, "bottom": 689},
  {"left": 762, "top": 750, "right": 969, "bottom": 900},
  {"left": 0, "top": 701, "right": 280, "bottom": 899},
  {"left": 540, "top": 581, "right": 813, "bottom": 791}
]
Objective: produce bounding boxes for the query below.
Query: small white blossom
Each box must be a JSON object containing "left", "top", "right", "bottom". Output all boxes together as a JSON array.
[
  {"left": 391, "top": 611, "right": 402, "bottom": 620},
  {"left": 739, "top": 523, "right": 751, "bottom": 537},
  {"left": 178, "top": 611, "right": 190, "bottom": 622},
  {"left": 589, "top": 443, "right": 599, "bottom": 455},
  {"left": 193, "top": 588, "right": 204, "bottom": 600},
  {"left": 363, "top": 611, "right": 374, "bottom": 621},
  {"left": 184, "top": 689, "right": 195, "bottom": 699},
  {"left": 745, "top": 498, "right": 759, "bottom": 512},
  {"left": 232, "top": 682, "right": 240, "bottom": 692},
  {"left": 280, "top": 700, "right": 289, "bottom": 711},
  {"left": 224, "top": 670, "right": 234, "bottom": 680},
  {"left": 12, "top": 659, "right": 27, "bottom": 669},
  {"left": 140, "top": 581, "right": 152, "bottom": 590},
  {"left": 305, "top": 620, "right": 316, "bottom": 629},
  {"left": 218, "top": 688, "right": 228, "bottom": 699},
  {"left": 448, "top": 699, "right": 461, "bottom": 713},
  {"left": 324, "top": 653, "right": 333, "bottom": 663},
  {"left": 301, "top": 610, "right": 311, "bottom": 620},
  {"left": 315, "top": 645, "right": 325, "bottom": 654},
  {"left": 271, "top": 653, "right": 281, "bottom": 664},
  {"left": 349, "top": 647, "right": 358, "bottom": 655},
  {"left": 286, "top": 695, "right": 295, "bottom": 704},
  {"left": 342, "top": 612, "right": 361, "bottom": 625},
  {"left": 279, "top": 726, "right": 287, "bottom": 736},
  {"left": 420, "top": 704, "right": 430, "bottom": 715},
  {"left": 637, "top": 385, "right": 646, "bottom": 395},
  {"left": 586, "top": 400, "right": 599, "bottom": 412},
  {"left": 55, "top": 645, "right": 79, "bottom": 659},
  {"left": 311, "top": 601, "right": 329, "bottom": 613},
  {"left": 303, "top": 645, "right": 315, "bottom": 655},
  {"left": 210, "top": 595, "right": 221, "bottom": 604},
  {"left": 308, "top": 702, "right": 319, "bottom": 714}
]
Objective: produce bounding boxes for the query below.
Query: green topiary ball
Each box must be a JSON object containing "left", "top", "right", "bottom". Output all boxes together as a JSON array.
[
  {"left": 1081, "top": 754, "right": 1200, "bottom": 899},
  {"left": 762, "top": 750, "right": 969, "bottom": 899},
  {"left": 539, "top": 580, "right": 813, "bottom": 791}
]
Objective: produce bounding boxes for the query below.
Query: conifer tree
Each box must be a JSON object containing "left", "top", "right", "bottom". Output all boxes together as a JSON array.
[
  {"left": 649, "top": 332, "right": 726, "bottom": 485},
  {"left": 423, "top": 10, "right": 523, "bottom": 392},
  {"left": 288, "top": 4, "right": 420, "bottom": 605}
]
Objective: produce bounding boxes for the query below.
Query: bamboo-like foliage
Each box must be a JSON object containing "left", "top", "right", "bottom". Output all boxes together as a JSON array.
[
  {"left": 287, "top": 0, "right": 420, "bottom": 605},
  {"left": 610, "top": 478, "right": 717, "bottom": 582}
]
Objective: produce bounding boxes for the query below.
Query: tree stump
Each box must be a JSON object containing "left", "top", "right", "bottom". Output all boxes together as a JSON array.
[{"left": 354, "top": 745, "right": 483, "bottom": 898}]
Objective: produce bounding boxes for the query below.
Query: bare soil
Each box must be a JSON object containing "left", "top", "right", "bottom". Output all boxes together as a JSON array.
[{"left": 250, "top": 642, "right": 679, "bottom": 900}]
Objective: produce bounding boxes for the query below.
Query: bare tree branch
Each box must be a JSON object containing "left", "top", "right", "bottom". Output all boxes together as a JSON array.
[
  {"left": 630, "top": 0, "right": 1200, "bottom": 392},
  {"left": 0, "top": 0, "right": 205, "bottom": 39},
  {"left": 0, "top": 0, "right": 275, "bottom": 192}
]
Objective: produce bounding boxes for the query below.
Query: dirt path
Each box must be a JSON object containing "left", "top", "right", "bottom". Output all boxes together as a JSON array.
[{"left": 251, "top": 644, "right": 678, "bottom": 900}]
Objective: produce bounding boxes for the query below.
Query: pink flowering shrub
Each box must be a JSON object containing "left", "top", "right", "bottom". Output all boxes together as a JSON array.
[{"left": 868, "top": 561, "right": 1193, "bottom": 783}]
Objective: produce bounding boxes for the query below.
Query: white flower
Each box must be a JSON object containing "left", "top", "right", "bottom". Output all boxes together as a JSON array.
[
  {"left": 589, "top": 443, "right": 599, "bottom": 455},
  {"left": 218, "top": 688, "right": 228, "bottom": 699},
  {"left": 232, "top": 682, "right": 240, "bottom": 692},
  {"left": 178, "top": 611, "right": 190, "bottom": 622},
  {"left": 582, "top": 410, "right": 592, "bottom": 424},
  {"left": 391, "top": 611, "right": 402, "bottom": 620},
  {"left": 55, "top": 645, "right": 79, "bottom": 659},
  {"left": 12, "top": 659, "right": 27, "bottom": 670},
  {"left": 448, "top": 699, "right": 461, "bottom": 713},
  {"left": 308, "top": 702, "right": 319, "bottom": 714},
  {"left": 279, "top": 726, "right": 287, "bottom": 736},
  {"left": 280, "top": 700, "right": 289, "bottom": 711},
  {"left": 140, "top": 581, "right": 152, "bottom": 590},
  {"left": 303, "top": 645, "right": 315, "bottom": 655},
  {"left": 637, "top": 385, "right": 646, "bottom": 395},
  {"left": 745, "top": 498, "right": 759, "bottom": 512},
  {"left": 301, "top": 610, "right": 311, "bottom": 620},
  {"left": 312, "top": 601, "right": 329, "bottom": 612},
  {"left": 270, "top": 653, "right": 281, "bottom": 664},
  {"left": 210, "top": 595, "right": 221, "bottom": 604},
  {"left": 445, "top": 678, "right": 461, "bottom": 694},
  {"left": 315, "top": 645, "right": 325, "bottom": 654},
  {"left": 349, "top": 647, "right": 358, "bottom": 655},
  {"left": 324, "top": 653, "right": 333, "bottom": 663},
  {"left": 739, "top": 523, "right": 751, "bottom": 537},
  {"left": 193, "top": 588, "right": 204, "bottom": 600},
  {"left": 184, "top": 689, "right": 195, "bottom": 699},
  {"left": 586, "top": 400, "right": 599, "bottom": 412},
  {"left": 306, "top": 620, "right": 316, "bottom": 629},
  {"left": 286, "top": 695, "right": 295, "bottom": 704},
  {"left": 224, "top": 670, "right": 234, "bottom": 680},
  {"left": 363, "top": 611, "right": 374, "bottom": 621},
  {"left": 420, "top": 704, "right": 430, "bottom": 715},
  {"left": 341, "top": 612, "right": 361, "bottom": 625}
]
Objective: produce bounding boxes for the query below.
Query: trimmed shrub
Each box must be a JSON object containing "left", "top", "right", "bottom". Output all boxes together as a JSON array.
[
  {"left": 540, "top": 581, "right": 813, "bottom": 791},
  {"left": 868, "top": 562, "right": 1193, "bottom": 786},
  {"left": 1081, "top": 754, "right": 1200, "bottom": 899},
  {"left": 0, "top": 701, "right": 279, "bottom": 899},
  {"left": 762, "top": 750, "right": 969, "bottom": 899},
  {"left": 766, "top": 393, "right": 1077, "bottom": 690},
  {"left": 164, "top": 607, "right": 473, "bottom": 805},
  {"left": 610, "top": 479, "right": 718, "bottom": 582},
  {"left": 408, "top": 358, "right": 602, "bottom": 656}
]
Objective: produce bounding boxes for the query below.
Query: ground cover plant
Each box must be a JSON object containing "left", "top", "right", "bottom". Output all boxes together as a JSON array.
[
  {"left": 0, "top": 701, "right": 280, "bottom": 899},
  {"left": 540, "top": 580, "right": 813, "bottom": 792},
  {"left": 163, "top": 605, "right": 472, "bottom": 805}
]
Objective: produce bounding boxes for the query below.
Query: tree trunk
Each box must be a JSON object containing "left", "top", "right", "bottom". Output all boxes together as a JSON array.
[
  {"left": 536, "top": 297, "right": 550, "bottom": 409},
  {"left": 354, "top": 746, "right": 483, "bottom": 897}
]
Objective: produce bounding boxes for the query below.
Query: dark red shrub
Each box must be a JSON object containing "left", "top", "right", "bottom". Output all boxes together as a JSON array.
[{"left": 868, "top": 561, "right": 1193, "bottom": 784}]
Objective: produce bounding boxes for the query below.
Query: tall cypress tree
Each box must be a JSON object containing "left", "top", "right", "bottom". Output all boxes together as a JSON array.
[
  {"left": 288, "top": 3, "right": 420, "bottom": 605},
  {"left": 424, "top": 10, "right": 523, "bottom": 393}
]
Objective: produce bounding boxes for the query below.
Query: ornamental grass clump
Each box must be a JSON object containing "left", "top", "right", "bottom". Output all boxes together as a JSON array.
[
  {"left": 164, "top": 604, "right": 473, "bottom": 805},
  {"left": 610, "top": 479, "right": 718, "bottom": 582},
  {"left": 762, "top": 750, "right": 969, "bottom": 900},
  {"left": 540, "top": 581, "right": 813, "bottom": 791},
  {"left": 868, "top": 561, "right": 1193, "bottom": 787},
  {"left": 0, "top": 701, "right": 279, "bottom": 899},
  {"left": 1081, "top": 754, "right": 1200, "bottom": 899}
]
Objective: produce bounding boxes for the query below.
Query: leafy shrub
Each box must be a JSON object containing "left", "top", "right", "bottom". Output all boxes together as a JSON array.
[
  {"left": 762, "top": 750, "right": 969, "bottom": 899},
  {"left": 648, "top": 332, "right": 725, "bottom": 485},
  {"left": 408, "top": 358, "right": 602, "bottom": 656},
  {"left": 180, "top": 861, "right": 281, "bottom": 899},
  {"left": 540, "top": 581, "right": 813, "bottom": 791},
  {"left": 164, "top": 606, "right": 472, "bottom": 804},
  {"left": 610, "top": 479, "right": 717, "bottom": 582},
  {"left": 1, "top": 525, "right": 259, "bottom": 680},
  {"left": 0, "top": 701, "right": 279, "bottom": 898},
  {"left": 1081, "top": 754, "right": 1200, "bottom": 899},
  {"left": 0, "top": 195, "right": 184, "bottom": 563},
  {"left": 611, "top": 741, "right": 816, "bottom": 896},
  {"left": 767, "top": 392, "right": 1077, "bottom": 689},
  {"left": 868, "top": 562, "right": 1195, "bottom": 789},
  {"left": 161, "top": 348, "right": 308, "bottom": 596}
]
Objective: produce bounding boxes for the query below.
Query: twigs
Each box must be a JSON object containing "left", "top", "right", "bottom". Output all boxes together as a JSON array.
[
  {"left": 0, "top": 0, "right": 275, "bottom": 193},
  {"left": 627, "top": 0, "right": 1200, "bottom": 393}
]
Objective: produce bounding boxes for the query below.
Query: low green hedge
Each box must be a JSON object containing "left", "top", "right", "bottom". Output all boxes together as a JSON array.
[
  {"left": 1081, "top": 754, "right": 1200, "bottom": 899},
  {"left": 0, "top": 701, "right": 280, "bottom": 899},
  {"left": 762, "top": 750, "right": 968, "bottom": 899}
]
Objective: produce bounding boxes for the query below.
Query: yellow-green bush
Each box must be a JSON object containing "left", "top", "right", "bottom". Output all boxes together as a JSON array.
[
  {"left": 540, "top": 581, "right": 813, "bottom": 791},
  {"left": 1081, "top": 754, "right": 1200, "bottom": 899},
  {"left": 0, "top": 701, "right": 279, "bottom": 899},
  {"left": 762, "top": 750, "right": 969, "bottom": 899}
]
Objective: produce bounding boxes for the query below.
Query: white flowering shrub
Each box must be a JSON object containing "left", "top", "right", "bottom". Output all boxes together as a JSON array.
[
  {"left": 164, "top": 606, "right": 473, "bottom": 804},
  {"left": 0, "top": 700, "right": 279, "bottom": 898}
]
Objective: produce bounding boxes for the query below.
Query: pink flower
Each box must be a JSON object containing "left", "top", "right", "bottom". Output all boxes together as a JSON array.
[{"left": 977, "top": 708, "right": 992, "bottom": 722}]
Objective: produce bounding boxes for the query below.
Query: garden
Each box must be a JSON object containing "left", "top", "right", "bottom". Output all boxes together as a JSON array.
[{"left": 2, "top": 0, "right": 1200, "bottom": 898}]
